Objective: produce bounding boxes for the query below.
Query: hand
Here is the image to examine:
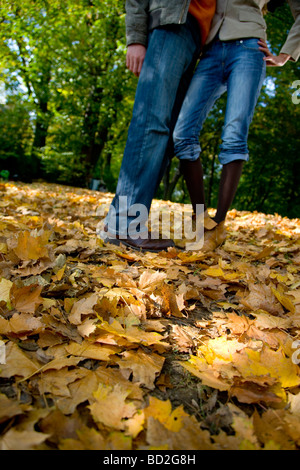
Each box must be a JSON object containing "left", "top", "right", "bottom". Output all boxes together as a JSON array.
[
  {"left": 258, "top": 39, "right": 290, "bottom": 66},
  {"left": 126, "top": 44, "right": 147, "bottom": 77}
]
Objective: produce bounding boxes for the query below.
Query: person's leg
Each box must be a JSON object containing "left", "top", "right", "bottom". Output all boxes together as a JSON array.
[
  {"left": 180, "top": 158, "right": 207, "bottom": 215},
  {"left": 213, "top": 160, "right": 244, "bottom": 223},
  {"left": 214, "top": 38, "right": 266, "bottom": 223},
  {"left": 154, "top": 50, "right": 202, "bottom": 198},
  {"left": 173, "top": 40, "right": 226, "bottom": 214},
  {"left": 105, "top": 17, "right": 201, "bottom": 239}
]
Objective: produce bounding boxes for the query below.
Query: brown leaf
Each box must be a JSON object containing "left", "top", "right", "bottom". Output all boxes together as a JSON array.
[
  {"left": 11, "top": 284, "right": 43, "bottom": 314},
  {"left": 12, "top": 230, "right": 51, "bottom": 261},
  {"left": 56, "top": 370, "right": 99, "bottom": 415},
  {"left": 161, "top": 283, "right": 185, "bottom": 318},
  {"left": 231, "top": 381, "right": 284, "bottom": 405},
  {"left": 116, "top": 348, "right": 165, "bottom": 389},
  {"left": 0, "top": 394, "right": 24, "bottom": 424},
  {"left": 0, "top": 341, "right": 39, "bottom": 378},
  {"left": 2, "top": 313, "right": 44, "bottom": 337},
  {"left": 39, "top": 410, "right": 84, "bottom": 445},
  {"left": 0, "top": 429, "right": 51, "bottom": 450},
  {"left": 88, "top": 383, "right": 138, "bottom": 431},
  {"left": 146, "top": 416, "right": 215, "bottom": 450},
  {"left": 253, "top": 409, "right": 296, "bottom": 450},
  {"left": 65, "top": 340, "right": 121, "bottom": 361},
  {"left": 241, "top": 282, "right": 284, "bottom": 315},
  {"left": 69, "top": 292, "right": 99, "bottom": 325},
  {"left": 169, "top": 324, "right": 195, "bottom": 352},
  {"left": 138, "top": 270, "right": 167, "bottom": 291}
]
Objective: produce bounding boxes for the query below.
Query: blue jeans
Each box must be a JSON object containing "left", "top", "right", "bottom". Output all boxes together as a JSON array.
[
  {"left": 173, "top": 37, "right": 266, "bottom": 165},
  {"left": 105, "top": 16, "right": 201, "bottom": 236}
]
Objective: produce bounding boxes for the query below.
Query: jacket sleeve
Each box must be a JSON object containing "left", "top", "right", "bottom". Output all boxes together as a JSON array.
[
  {"left": 125, "top": 0, "right": 149, "bottom": 47},
  {"left": 280, "top": 0, "right": 300, "bottom": 61}
]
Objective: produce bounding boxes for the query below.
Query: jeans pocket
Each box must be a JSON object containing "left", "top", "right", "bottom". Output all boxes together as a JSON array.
[{"left": 240, "top": 38, "right": 261, "bottom": 51}]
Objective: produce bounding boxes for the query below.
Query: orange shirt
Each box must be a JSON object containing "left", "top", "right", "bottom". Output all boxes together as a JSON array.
[{"left": 189, "top": 0, "right": 216, "bottom": 46}]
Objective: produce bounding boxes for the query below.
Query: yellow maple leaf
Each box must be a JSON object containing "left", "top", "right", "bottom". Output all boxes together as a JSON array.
[
  {"left": 144, "top": 397, "right": 188, "bottom": 432},
  {"left": 180, "top": 356, "right": 231, "bottom": 391},
  {"left": 13, "top": 230, "right": 50, "bottom": 261},
  {"left": 271, "top": 286, "right": 296, "bottom": 313},
  {"left": 65, "top": 340, "right": 121, "bottom": 361},
  {"left": 51, "top": 264, "right": 66, "bottom": 282},
  {"left": 203, "top": 266, "right": 224, "bottom": 277},
  {"left": 0, "top": 243, "right": 7, "bottom": 254},
  {"left": 234, "top": 347, "right": 300, "bottom": 389},
  {"left": 227, "top": 403, "right": 259, "bottom": 448},
  {"left": 0, "top": 278, "right": 13, "bottom": 308},
  {"left": 198, "top": 336, "right": 245, "bottom": 363},
  {"left": 202, "top": 266, "right": 239, "bottom": 281},
  {"left": 89, "top": 383, "right": 137, "bottom": 431},
  {"left": 96, "top": 318, "right": 169, "bottom": 348}
]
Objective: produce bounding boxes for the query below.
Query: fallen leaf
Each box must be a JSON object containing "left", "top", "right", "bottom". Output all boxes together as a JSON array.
[
  {"left": 0, "top": 394, "right": 24, "bottom": 423},
  {"left": 69, "top": 293, "right": 99, "bottom": 325},
  {"left": 116, "top": 349, "right": 165, "bottom": 389},
  {"left": 89, "top": 383, "right": 138, "bottom": 431},
  {"left": 0, "top": 429, "right": 50, "bottom": 450},
  {"left": 65, "top": 340, "right": 120, "bottom": 361},
  {"left": 56, "top": 370, "right": 99, "bottom": 415},
  {"left": 0, "top": 278, "right": 13, "bottom": 307},
  {"left": 144, "top": 397, "right": 188, "bottom": 432},
  {"left": 11, "top": 284, "right": 43, "bottom": 314},
  {"left": 0, "top": 341, "right": 39, "bottom": 378},
  {"left": 12, "top": 230, "right": 51, "bottom": 261}
]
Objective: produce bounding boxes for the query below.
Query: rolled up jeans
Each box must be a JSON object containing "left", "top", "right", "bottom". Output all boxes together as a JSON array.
[
  {"left": 173, "top": 37, "right": 266, "bottom": 165},
  {"left": 105, "top": 15, "right": 201, "bottom": 237}
]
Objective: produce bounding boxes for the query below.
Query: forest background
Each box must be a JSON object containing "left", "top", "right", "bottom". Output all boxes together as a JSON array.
[{"left": 0, "top": 0, "right": 299, "bottom": 219}]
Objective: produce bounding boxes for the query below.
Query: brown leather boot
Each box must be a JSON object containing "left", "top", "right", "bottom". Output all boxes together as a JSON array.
[{"left": 100, "top": 225, "right": 175, "bottom": 253}]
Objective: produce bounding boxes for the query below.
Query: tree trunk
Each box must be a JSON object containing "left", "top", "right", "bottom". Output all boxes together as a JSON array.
[{"left": 31, "top": 63, "right": 52, "bottom": 177}]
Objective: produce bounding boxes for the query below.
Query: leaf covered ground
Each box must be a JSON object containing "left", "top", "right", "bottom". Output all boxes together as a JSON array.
[{"left": 0, "top": 181, "right": 300, "bottom": 451}]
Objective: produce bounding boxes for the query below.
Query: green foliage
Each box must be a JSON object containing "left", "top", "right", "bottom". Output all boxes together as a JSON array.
[
  {"left": 0, "top": 0, "right": 134, "bottom": 185},
  {"left": 0, "top": 170, "right": 9, "bottom": 181},
  {"left": 233, "top": 4, "right": 300, "bottom": 219},
  {"left": 0, "top": 96, "right": 36, "bottom": 181}
]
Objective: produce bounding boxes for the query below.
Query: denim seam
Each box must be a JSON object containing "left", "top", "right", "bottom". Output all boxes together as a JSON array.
[
  {"left": 189, "top": 83, "right": 225, "bottom": 158},
  {"left": 129, "top": 30, "right": 168, "bottom": 197},
  {"left": 219, "top": 54, "right": 266, "bottom": 163},
  {"left": 248, "top": 60, "right": 266, "bottom": 125}
]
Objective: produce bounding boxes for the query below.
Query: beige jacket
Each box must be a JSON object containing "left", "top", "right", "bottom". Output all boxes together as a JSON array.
[{"left": 206, "top": 0, "right": 300, "bottom": 61}]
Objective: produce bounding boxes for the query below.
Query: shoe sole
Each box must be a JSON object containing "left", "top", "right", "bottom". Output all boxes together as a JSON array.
[{"left": 98, "top": 231, "right": 173, "bottom": 253}]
